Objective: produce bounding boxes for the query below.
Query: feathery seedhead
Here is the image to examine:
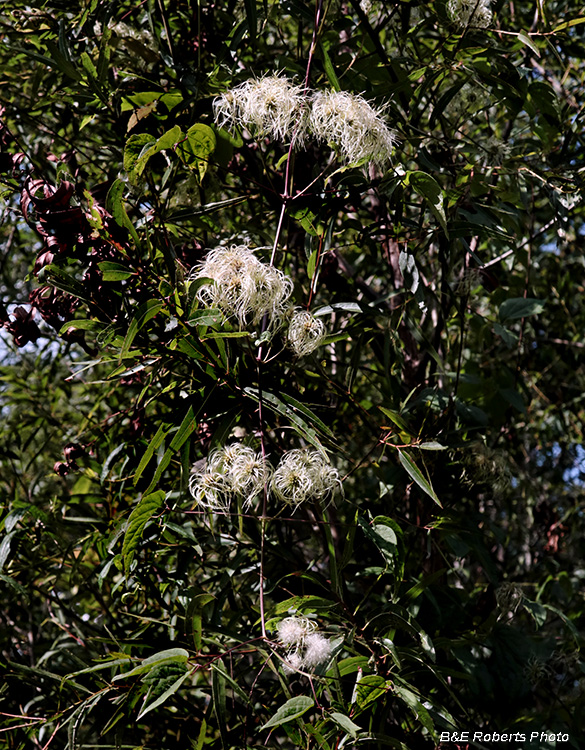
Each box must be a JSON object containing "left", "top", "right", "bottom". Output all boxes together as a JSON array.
[
  {"left": 190, "top": 442, "right": 271, "bottom": 512},
  {"left": 208, "top": 443, "right": 271, "bottom": 508},
  {"left": 188, "top": 470, "right": 230, "bottom": 511},
  {"left": 277, "top": 618, "right": 332, "bottom": 674},
  {"left": 277, "top": 616, "right": 316, "bottom": 647},
  {"left": 446, "top": 0, "right": 493, "bottom": 28},
  {"left": 213, "top": 74, "right": 309, "bottom": 147},
  {"left": 309, "top": 90, "right": 397, "bottom": 167},
  {"left": 287, "top": 309, "right": 326, "bottom": 357},
  {"left": 303, "top": 632, "right": 332, "bottom": 668},
  {"left": 270, "top": 449, "right": 342, "bottom": 508},
  {"left": 191, "top": 245, "right": 293, "bottom": 330},
  {"left": 282, "top": 650, "right": 304, "bottom": 675}
]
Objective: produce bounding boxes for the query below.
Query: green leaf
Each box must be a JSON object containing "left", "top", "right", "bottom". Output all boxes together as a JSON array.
[
  {"left": 41, "top": 265, "right": 89, "bottom": 302},
  {"left": 543, "top": 604, "right": 580, "bottom": 644},
  {"left": 211, "top": 661, "right": 251, "bottom": 706},
  {"left": 142, "top": 407, "right": 197, "bottom": 496},
  {"left": 168, "top": 407, "right": 197, "bottom": 452},
  {"left": 0, "top": 530, "right": 17, "bottom": 571},
  {"left": 291, "top": 206, "right": 321, "bottom": 236},
  {"left": 406, "top": 171, "right": 448, "bottom": 235},
  {"left": 307, "top": 248, "right": 319, "bottom": 279},
  {"left": 418, "top": 441, "right": 447, "bottom": 450},
  {"left": 195, "top": 719, "right": 207, "bottom": 750},
  {"left": 401, "top": 569, "right": 446, "bottom": 604},
  {"left": 80, "top": 50, "right": 98, "bottom": 79},
  {"left": 98, "top": 261, "right": 134, "bottom": 281},
  {"left": 498, "top": 297, "right": 545, "bottom": 322},
  {"left": 368, "top": 604, "right": 436, "bottom": 661},
  {"left": 493, "top": 321, "right": 518, "bottom": 348},
  {"left": 261, "top": 696, "right": 314, "bottom": 730},
  {"left": 523, "top": 598, "right": 547, "bottom": 629},
  {"left": 355, "top": 674, "right": 387, "bottom": 709},
  {"left": 156, "top": 124, "right": 183, "bottom": 152},
  {"left": 121, "top": 299, "right": 164, "bottom": 358},
  {"left": 58, "top": 319, "right": 105, "bottom": 335},
  {"left": 274, "top": 595, "right": 336, "bottom": 615},
  {"left": 398, "top": 451, "right": 442, "bottom": 507},
  {"left": 134, "top": 423, "right": 169, "bottom": 485},
  {"left": 517, "top": 32, "right": 540, "bottom": 57},
  {"left": 243, "top": 0, "right": 257, "bottom": 41},
  {"left": 314, "top": 301, "right": 364, "bottom": 315},
  {"left": 330, "top": 711, "right": 361, "bottom": 738},
  {"left": 358, "top": 516, "right": 404, "bottom": 578},
  {"left": 212, "top": 658, "right": 228, "bottom": 748},
  {"left": 552, "top": 16, "right": 585, "bottom": 32},
  {"left": 137, "top": 669, "right": 190, "bottom": 720},
  {"left": 67, "top": 693, "right": 103, "bottom": 750},
  {"left": 66, "top": 656, "right": 133, "bottom": 679},
  {"left": 44, "top": 40, "right": 82, "bottom": 81},
  {"left": 244, "top": 388, "right": 327, "bottom": 451},
  {"left": 123, "top": 127, "right": 183, "bottom": 184},
  {"left": 0, "top": 572, "right": 27, "bottom": 597},
  {"left": 379, "top": 407, "right": 414, "bottom": 436},
  {"left": 394, "top": 683, "right": 436, "bottom": 738},
  {"left": 177, "top": 123, "right": 217, "bottom": 182},
  {"left": 121, "top": 490, "right": 166, "bottom": 574},
  {"left": 278, "top": 392, "right": 335, "bottom": 439},
  {"left": 113, "top": 647, "right": 189, "bottom": 681},
  {"left": 319, "top": 42, "right": 341, "bottom": 91},
  {"left": 106, "top": 179, "right": 141, "bottom": 247},
  {"left": 124, "top": 133, "right": 156, "bottom": 183}
]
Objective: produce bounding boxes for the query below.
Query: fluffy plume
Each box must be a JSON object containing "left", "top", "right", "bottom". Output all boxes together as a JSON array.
[
  {"left": 189, "top": 442, "right": 271, "bottom": 511},
  {"left": 277, "top": 616, "right": 316, "bottom": 647},
  {"left": 309, "top": 90, "right": 397, "bottom": 167},
  {"left": 270, "top": 449, "right": 342, "bottom": 508},
  {"left": 287, "top": 309, "right": 326, "bottom": 357},
  {"left": 188, "top": 470, "right": 230, "bottom": 512},
  {"left": 276, "top": 617, "right": 332, "bottom": 673},
  {"left": 302, "top": 633, "right": 332, "bottom": 668},
  {"left": 213, "top": 74, "right": 308, "bottom": 147},
  {"left": 191, "top": 245, "right": 293, "bottom": 330}
]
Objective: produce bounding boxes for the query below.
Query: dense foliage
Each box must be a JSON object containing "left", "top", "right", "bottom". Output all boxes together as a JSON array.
[{"left": 1, "top": 1, "right": 584, "bottom": 748}]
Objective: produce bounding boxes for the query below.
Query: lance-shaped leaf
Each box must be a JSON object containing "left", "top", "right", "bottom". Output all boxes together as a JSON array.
[
  {"left": 399, "top": 450, "right": 442, "bottom": 507},
  {"left": 406, "top": 171, "right": 448, "bottom": 235},
  {"left": 113, "top": 648, "right": 189, "bottom": 681},
  {"left": 261, "top": 696, "right": 314, "bottom": 730},
  {"left": 122, "top": 490, "right": 165, "bottom": 573},
  {"left": 137, "top": 666, "right": 191, "bottom": 720}
]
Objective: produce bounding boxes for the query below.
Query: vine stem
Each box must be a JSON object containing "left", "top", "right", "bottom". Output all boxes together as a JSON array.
[
  {"left": 256, "top": 0, "right": 326, "bottom": 642},
  {"left": 257, "top": 357, "right": 269, "bottom": 640}
]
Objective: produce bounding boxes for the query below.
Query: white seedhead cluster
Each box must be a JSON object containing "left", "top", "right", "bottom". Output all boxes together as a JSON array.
[
  {"left": 270, "top": 448, "right": 342, "bottom": 509},
  {"left": 191, "top": 245, "right": 329, "bottom": 358},
  {"left": 287, "top": 309, "right": 326, "bottom": 357},
  {"left": 213, "top": 76, "right": 396, "bottom": 167},
  {"left": 189, "top": 443, "right": 272, "bottom": 511},
  {"left": 447, "top": 0, "right": 493, "bottom": 28},
  {"left": 191, "top": 244, "right": 293, "bottom": 330},
  {"left": 213, "top": 75, "right": 309, "bottom": 147},
  {"left": 277, "top": 616, "right": 332, "bottom": 673},
  {"left": 190, "top": 446, "right": 341, "bottom": 513},
  {"left": 309, "top": 90, "right": 397, "bottom": 168}
]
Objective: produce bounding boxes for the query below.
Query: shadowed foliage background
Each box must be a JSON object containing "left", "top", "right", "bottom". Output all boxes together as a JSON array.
[{"left": 1, "top": 1, "right": 584, "bottom": 748}]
